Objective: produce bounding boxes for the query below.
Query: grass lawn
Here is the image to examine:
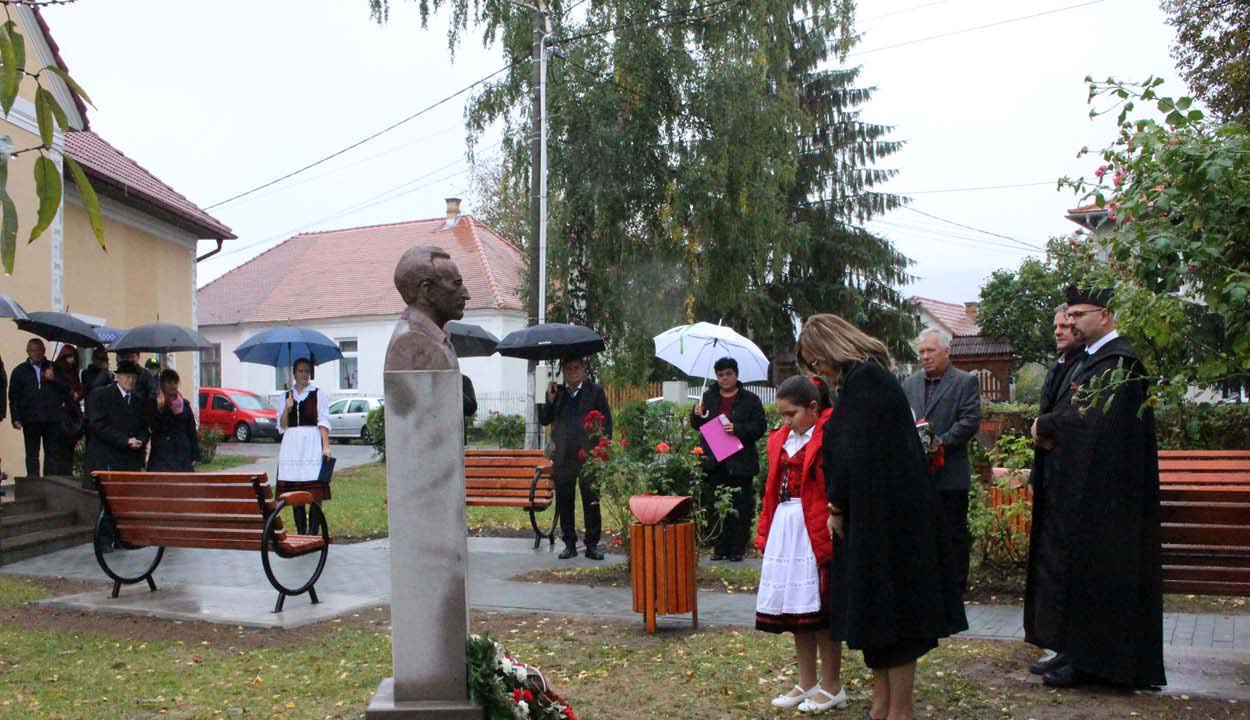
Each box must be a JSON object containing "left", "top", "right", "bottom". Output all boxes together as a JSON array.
[
  {"left": 324, "top": 462, "right": 603, "bottom": 542},
  {"left": 2, "top": 575, "right": 1244, "bottom": 720},
  {"left": 192, "top": 453, "right": 252, "bottom": 473}
]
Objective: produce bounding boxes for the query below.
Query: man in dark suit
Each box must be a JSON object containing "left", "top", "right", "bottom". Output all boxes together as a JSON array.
[
  {"left": 9, "top": 338, "right": 64, "bottom": 477},
  {"left": 902, "top": 328, "right": 982, "bottom": 596},
  {"left": 538, "top": 356, "right": 612, "bottom": 560},
  {"left": 85, "top": 360, "right": 150, "bottom": 474}
]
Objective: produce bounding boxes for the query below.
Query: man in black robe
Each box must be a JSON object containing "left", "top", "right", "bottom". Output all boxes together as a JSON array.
[
  {"left": 1023, "top": 303, "right": 1085, "bottom": 674},
  {"left": 1029, "top": 287, "right": 1165, "bottom": 689}
]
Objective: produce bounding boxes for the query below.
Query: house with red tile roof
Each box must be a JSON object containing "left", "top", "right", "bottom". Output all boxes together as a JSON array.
[
  {"left": 0, "top": 7, "right": 233, "bottom": 487},
  {"left": 910, "top": 296, "right": 980, "bottom": 337},
  {"left": 196, "top": 199, "right": 528, "bottom": 421}
]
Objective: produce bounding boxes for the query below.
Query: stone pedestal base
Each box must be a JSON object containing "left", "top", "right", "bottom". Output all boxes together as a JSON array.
[{"left": 365, "top": 678, "right": 484, "bottom": 719}]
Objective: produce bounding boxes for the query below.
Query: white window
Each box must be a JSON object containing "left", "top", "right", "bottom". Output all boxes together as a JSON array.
[{"left": 338, "top": 339, "right": 358, "bottom": 390}]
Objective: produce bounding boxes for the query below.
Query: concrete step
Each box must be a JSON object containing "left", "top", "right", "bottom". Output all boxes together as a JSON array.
[
  {"left": 1, "top": 497, "right": 46, "bottom": 517},
  {"left": 1, "top": 510, "right": 79, "bottom": 540},
  {"left": 0, "top": 524, "right": 93, "bottom": 565}
]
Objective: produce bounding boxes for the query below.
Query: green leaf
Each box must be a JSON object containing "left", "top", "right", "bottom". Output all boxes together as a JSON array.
[
  {"left": 0, "top": 26, "right": 16, "bottom": 117},
  {"left": 44, "top": 88, "right": 68, "bottom": 130},
  {"left": 64, "top": 157, "right": 104, "bottom": 250},
  {"left": 0, "top": 152, "right": 12, "bottom": 274},
  {"left": 29, "top": 154, "right": 61, "bottom": 243},
  {"left": 43, "top": 66, "right": 95, "bottom": 109},
  {"left": 34, "top": 87, "right": 54, "bottom": 146},
  {"left": 6, "top": 21, "right": 23, "bottom": 76}
]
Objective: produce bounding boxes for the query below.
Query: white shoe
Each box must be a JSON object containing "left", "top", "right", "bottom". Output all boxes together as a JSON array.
[
  {"left": 798, "top": 684, "right": 849, "bottom": 713},
  {"left": 771, "top": 684, "right": 817, "bottom": 708}
]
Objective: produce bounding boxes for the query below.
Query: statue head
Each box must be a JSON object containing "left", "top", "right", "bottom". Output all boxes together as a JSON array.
[{"left": 393, "top": 245, "right": 470, "bottom": 327}]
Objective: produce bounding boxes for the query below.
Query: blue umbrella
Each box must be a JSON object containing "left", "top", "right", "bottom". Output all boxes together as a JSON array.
[
  {"left": 92, "top": 325, "right": 127, "bottom": 345},
  {"left": 234, "top": 326, "right": 343, "bottom": 368}
]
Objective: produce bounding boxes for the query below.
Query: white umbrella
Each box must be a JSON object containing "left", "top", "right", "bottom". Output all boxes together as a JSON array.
[{"left": 653, "top": 322, "right": 770, "bottom": 383}]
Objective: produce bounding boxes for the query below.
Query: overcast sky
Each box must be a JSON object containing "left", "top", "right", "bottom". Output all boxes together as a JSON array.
[{"left": 44, "top": 0, "right": 1183, "bottom": 305}]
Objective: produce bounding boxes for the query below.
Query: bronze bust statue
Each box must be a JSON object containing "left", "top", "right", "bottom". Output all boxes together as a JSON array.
[{"left": 384, "top": 245, "right": 470, "bottom": 371}]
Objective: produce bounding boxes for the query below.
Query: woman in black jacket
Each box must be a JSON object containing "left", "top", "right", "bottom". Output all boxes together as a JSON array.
[
  {"left": 690, "top": 356, "right": 767, "bottom": 561},
  {"left": 797, "top": 314, "right": 966, "bottom": 720},
  {"left": 147, "top": 369, "right": 198, "bottom": 472}
]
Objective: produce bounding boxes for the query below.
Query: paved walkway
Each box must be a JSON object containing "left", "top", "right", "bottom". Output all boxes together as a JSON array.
[{"left": 5, "top": 537, "right": 1250, "bottom": 698}]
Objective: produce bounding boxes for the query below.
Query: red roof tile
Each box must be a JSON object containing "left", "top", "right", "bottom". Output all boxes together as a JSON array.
[
  {"left": 950, "top": 335, "right": 1013, "bottom": 356},
  {"left": 65, "top": 131, "right": 235, "bottom": 239},
  {"left": 197, "top": 215, "right": 525, "bottom": 326},
  {"left": 910, "top": 296, "right": 980, "bottom": 337}
]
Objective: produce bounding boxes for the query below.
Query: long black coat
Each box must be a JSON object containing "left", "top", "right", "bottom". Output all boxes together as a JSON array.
[
  {"left": 85, "top": 384, "right": 150, "bottom": 473},
  {"left": 690, "top": 383, "right": 767, "bottom": 478},
  {"left": 1029, "top": 336, "right": 1165, "bottom": 687},
  {"left": 824, "top": 360, "right": 967, "bottom": 650},
  {"left": 148, "top": 401, "right": 198, "bottom": 472}
]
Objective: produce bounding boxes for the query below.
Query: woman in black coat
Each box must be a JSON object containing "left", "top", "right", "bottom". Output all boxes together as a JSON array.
[
  {"left": 797, "top": 314, "right": 966, "bottom": 720},
  {"left": 147, "top": 369, "right": 198, "bottom": 472}
]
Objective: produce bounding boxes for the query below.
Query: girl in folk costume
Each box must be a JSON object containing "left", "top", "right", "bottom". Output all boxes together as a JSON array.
[
  {"left": 277, "top": 357, "right": 332, "bottom": 534},
  {"left": 755, "top": 375, "right": 846, "bottom": 712}
]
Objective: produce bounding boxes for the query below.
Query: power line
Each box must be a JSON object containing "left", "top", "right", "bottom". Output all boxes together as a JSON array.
[
  {"left": 848, "top": 0, "right": 1105, "bottom": 57},
  {"left": 872, "top": 217, "right": 1039, "bottom": 254},
  {"left": 204, "top": 59, "right": 527, "bottom": 210},
  {"left": 901, "top": 206, "right": 1045, "bottom": 251}
]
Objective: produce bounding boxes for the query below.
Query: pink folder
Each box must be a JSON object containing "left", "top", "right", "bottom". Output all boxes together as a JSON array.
[{"left": 699, "top": 414, "right": 744, "bottom": 462}]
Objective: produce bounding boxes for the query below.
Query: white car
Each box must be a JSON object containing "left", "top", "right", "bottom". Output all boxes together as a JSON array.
[{"left": 327, "top": 396, "right": 383, "bottom": 441}]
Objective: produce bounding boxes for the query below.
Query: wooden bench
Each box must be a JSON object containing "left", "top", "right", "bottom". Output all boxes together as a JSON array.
[
  {"left": 464, "top": 450, "right": 556, "bottom": 548},
  {"left": 93, "top": 471, "right": 329, "bottom": 612},
  {"left": 1159, "top": 451, "right": 1250, "bottom": 486},
  {"left": 1161, "top": 484, "right": 1250, "bottom": 596}
]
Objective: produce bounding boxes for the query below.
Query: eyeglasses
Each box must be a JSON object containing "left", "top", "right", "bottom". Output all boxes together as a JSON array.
[{"left": 1067, "top": 308, "right": 1104, "bottom": 319}]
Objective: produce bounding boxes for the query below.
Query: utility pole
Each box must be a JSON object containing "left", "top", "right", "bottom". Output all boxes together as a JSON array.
[{"left": 526, "top": 0, "right": 550, "bottom": 449}]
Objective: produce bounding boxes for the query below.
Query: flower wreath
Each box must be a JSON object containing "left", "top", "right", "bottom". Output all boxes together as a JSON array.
[{"left": 467, "top": 634, "right": 576, "bottom": 720}]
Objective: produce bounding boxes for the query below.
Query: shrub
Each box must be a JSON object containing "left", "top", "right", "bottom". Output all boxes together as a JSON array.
[
  {"left": 482, "top": 413, "right": 525, "bottom": 449},
  {"left": 198, "top": 427, "right": 224, "bottom": 464},
  {"left": 1013, "top": 362, "right": 1046, "bottom": 405},
  {"left": 366, "top": 406, "right": 386, "bottom": 459},
  {"left": 1155, "top": 402, "right": 1250, "bottom": 450}
]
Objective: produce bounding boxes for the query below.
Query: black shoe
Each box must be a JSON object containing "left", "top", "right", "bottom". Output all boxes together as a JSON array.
[
  {"left": 558, "top": 545, "right": 578, "bottom": 560},
  {"left": 728, "top": 554, "right": 744, "bottom": 562},
  {"left": 710, "top": 553, "right": 727, "bottom": 561},
  {"left": 584, "top": 546, "right": 605, "bottom": 560},
  {"left": 1042, "top": 664, "right": 1093, "bottom": 688},
  {"left": 1029, "top": 652, "right": 1067, "bottom": 676}
]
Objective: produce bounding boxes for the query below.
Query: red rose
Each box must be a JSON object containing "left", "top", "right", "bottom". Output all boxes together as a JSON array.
[
  {"left": 598, "top": 437, "right": 611, "bottom": 448},
  {"left": 619, "top": 438, "right": 628, "bottom": 447},
  {"left": 691, "top": 446, "right": 704, "bottom": 456},
  {"left": 656, "top": 442, "right": 671, "bottom": 454},
  {"left": 514, "top": 689, "right": 523, "bottom": 702}
]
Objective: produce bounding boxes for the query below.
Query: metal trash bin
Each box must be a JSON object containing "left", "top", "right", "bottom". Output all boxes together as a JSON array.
[{"left": 629, "top": 495, "right": 698, "bottom": 634}]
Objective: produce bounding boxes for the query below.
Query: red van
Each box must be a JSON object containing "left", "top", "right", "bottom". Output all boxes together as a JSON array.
[{"left": 198, "top": 387, "right": 279, "bottom": 442}]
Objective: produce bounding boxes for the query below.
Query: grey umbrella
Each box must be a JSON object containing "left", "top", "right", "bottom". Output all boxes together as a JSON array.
[
  {"left": 111, "top": 323, "right": 214, "bottom": 353},
  {"left": 0, "top": 292, "right": 27, "bottom": 320},
  {"left": 446, "top": 321, "right": 499, "bottom": 358},
  {"left": 16, "top": 311, "right": 103, "bottom": 348}
]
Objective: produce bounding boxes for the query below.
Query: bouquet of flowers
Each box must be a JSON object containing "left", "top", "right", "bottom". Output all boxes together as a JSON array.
[
  {"left": 915, "top": 419, "right": 945, "bottom": 472},
  {"left": 466, "top": 634, "right": 576, "bottom": 720}
]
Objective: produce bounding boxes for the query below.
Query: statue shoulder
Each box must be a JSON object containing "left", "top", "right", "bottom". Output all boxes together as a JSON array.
[{"left": 385, "top": 330, "right": 455, "bottom": 371}]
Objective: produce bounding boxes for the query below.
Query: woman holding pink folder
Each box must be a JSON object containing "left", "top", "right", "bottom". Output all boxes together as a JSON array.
[{"left": 690, "top": 356, "right": 767, "bottom": 562}]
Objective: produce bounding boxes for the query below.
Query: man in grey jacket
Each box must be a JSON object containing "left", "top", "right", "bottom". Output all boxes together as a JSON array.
[{"left": 903, "top": 328, "right": 982, "bottom": 596}]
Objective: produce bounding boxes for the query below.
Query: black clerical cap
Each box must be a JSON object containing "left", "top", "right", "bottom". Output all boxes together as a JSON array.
[
  {"left": 1065, "top": 285, "right": 1113, "bottom": 308},
  {"left": 114, "top": 360, "right": 143, "bottom": 376}
]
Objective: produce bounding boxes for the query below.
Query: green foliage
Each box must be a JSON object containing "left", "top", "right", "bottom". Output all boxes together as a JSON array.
[
  {"left": 987, "top": 433, "right": 1033, "bottom": 471},
  {"left": 1012, "top": 363, "right": 1046, "bottom": 405},
  {"left": 0, "top": 15, "right": 104, "bottom": 274},
  {"left": 366, "top": 405, "right": 386, "bottom": 458},
  {"left": 1063, "top": 77, "right": 1250, "bottom": 403},
  {"left": 481, "top": 412, "right": 525, "bottom": 449},
  {"left": 197, "top": 427, "right": 224, "bottom": 464},
  {"left": 967, "top": 474, "right": 1029, "bottom": 591},
  {"left": 1155, "top": 401, "right": 1250, "bottom": 449},
  {"left": 1162, "top": 0, "right": 1250, "bottom": 123}
]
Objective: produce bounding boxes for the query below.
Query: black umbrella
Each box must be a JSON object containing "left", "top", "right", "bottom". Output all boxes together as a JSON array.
[
  {"left": 446, "top": 321, "right": 499, "bottom": 358},
  {"left": 0, "top": 292, "right": 27, "bottom": 320},
  {"left": 111, "top": 323, "right": 213, "bottom": 353},
  {"left": 496, "top": 323, "right": 605, "bottom": 362},
  {"left": 16, "top": 311, "right": 103, "bottom": 348}
]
